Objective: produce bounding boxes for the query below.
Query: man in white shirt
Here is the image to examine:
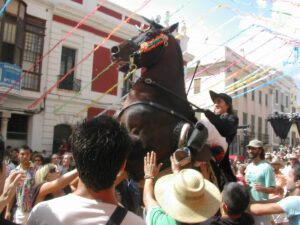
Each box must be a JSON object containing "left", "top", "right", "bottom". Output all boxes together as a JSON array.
[{"left": 27, "top": 115, "right": 145, "bottom": 225}]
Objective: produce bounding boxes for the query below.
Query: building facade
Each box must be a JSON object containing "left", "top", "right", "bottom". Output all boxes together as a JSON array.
[
  {"left": 186, "top": 47, "right": 299, "bottom": 156},
  {"left": 0, "top": 0, "right": 193, "bottom": 153}
]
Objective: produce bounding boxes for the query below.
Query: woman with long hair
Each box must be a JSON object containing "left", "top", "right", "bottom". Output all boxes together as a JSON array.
[{"left": 31, "top": 163, "right": 77, "bottom": 206}]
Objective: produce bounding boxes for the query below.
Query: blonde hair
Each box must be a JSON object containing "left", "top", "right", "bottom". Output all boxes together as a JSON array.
[{"left": 35, "top": 163, "right": 56, "bottom": 184}]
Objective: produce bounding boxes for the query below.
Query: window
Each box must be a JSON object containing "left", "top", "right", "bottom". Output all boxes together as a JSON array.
[
  {"left": 251, "top": 90, "right": 255, "bottom": 101},
  {"left": 281, "top": 92, "right": 284, "bottom": 106},
  {"left": 244, "top": 87, "right": 247, "bottom": 98},
  {"left": 265, "top": 119, "right": 268, "bottom": 135},
  {"left": 258, "top": 117, "right": 262, "bottom": 140},
  {"left": 7, "top": 113, "right": 28, "bottom": 140},
  {"left": 194, "top": 78, "right": 200, "bottom": 94},
  {"left": 0, "top": 1, "right": 26, "bottom": 66},
  {"left": 22, "top": 15, "right": 45, "bottom": 91},
  {"left": 251, "top": 115, "right": 255, "bottom": 132},
  {"left": 0, "top": 1, "right": 45, "bottom": 91},
  {"left": 265, "top": 94, "right": 268, "bottom": 106},
  {"left": 286, "top": 95, "right": 289, "bottom": 108},
  {"left": 58, "top": 47, "right": 80, "bottom": 91},
  {"left": 259, "top": 91, "right": 262, "bottom": 104},
  {"left": 242, "top": 112, "right": 248, "bottom": 125},
  {"left": 275, "top": 90, "right": 279, "bottom": 104}
]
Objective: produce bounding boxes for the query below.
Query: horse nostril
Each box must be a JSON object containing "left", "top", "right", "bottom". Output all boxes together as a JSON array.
[{"left": 111, "top": 46, "right": 120, "bottom": 54}]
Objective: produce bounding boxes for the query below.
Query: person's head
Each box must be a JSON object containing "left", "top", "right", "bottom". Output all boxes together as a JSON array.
[
  {"left": 265, "top": 152, "right": 272, "bottom": 162},
  {"left": 289, "top": 153, "right": 298, "bottom": 166},
  {"left": 209, "top": 90, "right": 233, "bottom": 115},
  {"left": 18, "top": 145, "right": 32, "bottom": 165},
  {"left": 6, "top": 145, "right": 12, "bottom": 151},
  {"left": 237, "top": 164, "right": 246, "bottom": 174},
  {"left": 33, "top": 154, "right": 44, "bottom": 166},
  {"left": 247, "top": 139, "right": 264, "bottom": 160},
  {"left": 62, "top": 153, "right": 72, "bottom": 168},
  {"left": 154, "top": 169, "right": 221, "bottom": 223},
  {"left": 222, "top": 182, "right": 250, "bottom": 216},
  {"left": 35, "top": 163, "right": 60, "bottom": 184},
  {"left": 10, "top": 148, "right": 19, "bottom": 161},
  {"left": 286, "top": 162, "right": 300, "bottom": 195},
  {"left": 270, "top": 157, "right": 284, "bottom": 172},
  {"left": 51, "top": 154, "right": 60, "bottom": 165},
  {"left": 70, "top": 115, "right": 132, "bottom": 192}
]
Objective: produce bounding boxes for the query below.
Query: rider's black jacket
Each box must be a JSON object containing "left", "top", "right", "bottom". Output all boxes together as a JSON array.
[{"left": 203, "top": 109, "right": 239, "bottom": 183}]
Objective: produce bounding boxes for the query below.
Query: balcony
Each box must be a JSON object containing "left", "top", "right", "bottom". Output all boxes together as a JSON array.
[{"left": 57, "top": 75, "right": 81, "bottom": 92}]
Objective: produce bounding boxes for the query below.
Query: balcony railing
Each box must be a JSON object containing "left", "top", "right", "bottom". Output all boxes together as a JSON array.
[{"left": 57, "top": 75, "right": 81, "bottom": 92}]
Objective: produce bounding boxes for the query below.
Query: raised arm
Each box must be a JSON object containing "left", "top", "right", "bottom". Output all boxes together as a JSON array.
[
  {"left": 34, "top": 169, "right": 78, "bottom": 205},
  {"left": 143, "top": 151, "right": 162, "bottom": 212}
]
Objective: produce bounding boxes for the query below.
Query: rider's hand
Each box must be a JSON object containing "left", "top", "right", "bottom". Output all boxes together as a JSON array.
[{"left": 144, "top": 151, "right": 163, "bottom": 179}]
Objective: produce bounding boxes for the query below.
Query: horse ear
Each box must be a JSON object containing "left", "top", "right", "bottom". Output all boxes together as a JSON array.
[
  {"left": 162, "top": 23, "right": 179, "bottom": 34},
  {"left": 142, "top": 16, "right": 163, "bottom": 29}
]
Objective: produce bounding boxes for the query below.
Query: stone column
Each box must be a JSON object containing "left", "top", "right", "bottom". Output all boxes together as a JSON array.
[{"left": 1, "top": 111, "right": 11, "bottom": 142}]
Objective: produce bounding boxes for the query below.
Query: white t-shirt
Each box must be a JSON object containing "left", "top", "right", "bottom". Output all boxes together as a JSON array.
[{"left": 27, "top": 194, "right": 146, "bottom": 225}]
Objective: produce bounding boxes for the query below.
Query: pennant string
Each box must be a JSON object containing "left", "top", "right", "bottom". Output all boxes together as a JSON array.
[
  {"left": 74, "top": 69, "right": 136, "bottom": 117},
  {"left": 0, "top": 0, "right": 11, "bottom": 16},
  {"left": 0, "top": 0, "right": 108, "bottom": 103},
  {"left": 28, "top": 0, "right": 151, "bottom": 109},
  {"left": 53, "top": 62, "right": 116, "bottom": 114}
]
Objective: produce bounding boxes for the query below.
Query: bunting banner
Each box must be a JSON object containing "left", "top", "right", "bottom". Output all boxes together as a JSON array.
[
  {"left": 28, "top": 0, "right": 152, "bottom": 109},
  {"left": 0, "top": 0, "right": 108, "bottom": 103}
]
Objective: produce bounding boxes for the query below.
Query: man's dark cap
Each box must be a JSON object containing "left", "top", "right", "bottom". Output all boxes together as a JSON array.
[{"left": 209, "top": 90, "right": 232, "bottom": 105}]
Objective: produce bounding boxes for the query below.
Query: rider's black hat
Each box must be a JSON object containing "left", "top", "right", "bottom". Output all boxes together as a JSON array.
[{"left": 209, "top": 90, "right": 232, "bottom": 105}]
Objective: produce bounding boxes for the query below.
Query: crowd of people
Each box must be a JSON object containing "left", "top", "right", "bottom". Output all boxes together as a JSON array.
[{"left": 0, "top": 91, "right": 299, "bottom": 225}]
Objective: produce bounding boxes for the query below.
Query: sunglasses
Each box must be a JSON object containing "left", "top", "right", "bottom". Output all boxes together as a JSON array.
[{"left": 49, "top": 167, "right": 57, "bottom": 173}]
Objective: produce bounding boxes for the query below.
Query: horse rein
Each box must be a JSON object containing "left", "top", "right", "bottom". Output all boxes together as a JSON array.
[{"left": 116, "top": 100, "right": 193, "bottom": 124}]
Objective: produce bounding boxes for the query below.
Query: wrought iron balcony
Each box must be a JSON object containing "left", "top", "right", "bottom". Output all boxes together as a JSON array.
[{"left": 57, "top": 75, "right": 81, "bottom": 91}]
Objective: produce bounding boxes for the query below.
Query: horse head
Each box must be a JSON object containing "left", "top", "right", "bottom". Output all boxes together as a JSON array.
[{"left": 111, "top": 19, "right": 179, "bottom": 73}]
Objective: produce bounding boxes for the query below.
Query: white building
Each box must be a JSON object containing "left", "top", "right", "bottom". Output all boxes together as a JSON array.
[
  {"left": 0, "top": 0, "right": 193, "bottom": 154},
  {"left": 186, "top": 47, "right": 299, "bottom": 155}
]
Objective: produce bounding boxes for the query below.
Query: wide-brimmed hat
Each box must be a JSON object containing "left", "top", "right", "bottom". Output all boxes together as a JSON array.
[
  {"left": 270, "top": 157, "right": 285, "bottom": 167},
  {"left": 154, "top": 169, "right": 221, "bottom": 223},
  {"left": 246, "top": 139, "right": 263, "bottom": 148},
  {"left": 209, "top": 90, "right": 232, "bottom": 105},
  {"left": 289, "top": 153, "right": 297, "bottom": 159}
]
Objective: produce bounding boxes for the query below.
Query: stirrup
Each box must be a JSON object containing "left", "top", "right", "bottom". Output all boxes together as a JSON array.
[{"left": 174, "top": 147, "right": 191, "bottom": 167}]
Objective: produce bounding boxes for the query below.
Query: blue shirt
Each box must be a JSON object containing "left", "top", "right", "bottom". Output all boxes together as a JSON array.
[
  {"left": 245, "top": 160, "right": 276, "bottom": 201},
  {"left": 278, "top": 196, "right": 300, "bottom": 225}
]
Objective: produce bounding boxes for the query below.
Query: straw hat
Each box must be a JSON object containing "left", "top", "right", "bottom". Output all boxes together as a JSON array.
[
  {"left": 270, "top": 157, "right": 285, "bottom": 167},
  {"left": 154, "top": 169, "right": 221, "bottom": 223}
]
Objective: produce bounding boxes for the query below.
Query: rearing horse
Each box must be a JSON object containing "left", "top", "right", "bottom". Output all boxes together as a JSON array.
[{"left": 111, "top": 20, "right": 198, "bottom": 181}]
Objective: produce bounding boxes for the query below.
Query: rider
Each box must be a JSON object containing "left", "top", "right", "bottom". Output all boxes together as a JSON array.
[
  {"left": 199, "top": 90, "right": 238, "bottom": 182},
  {"left": 177, "top": 90, "right": 238, "bottom": 188}
]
